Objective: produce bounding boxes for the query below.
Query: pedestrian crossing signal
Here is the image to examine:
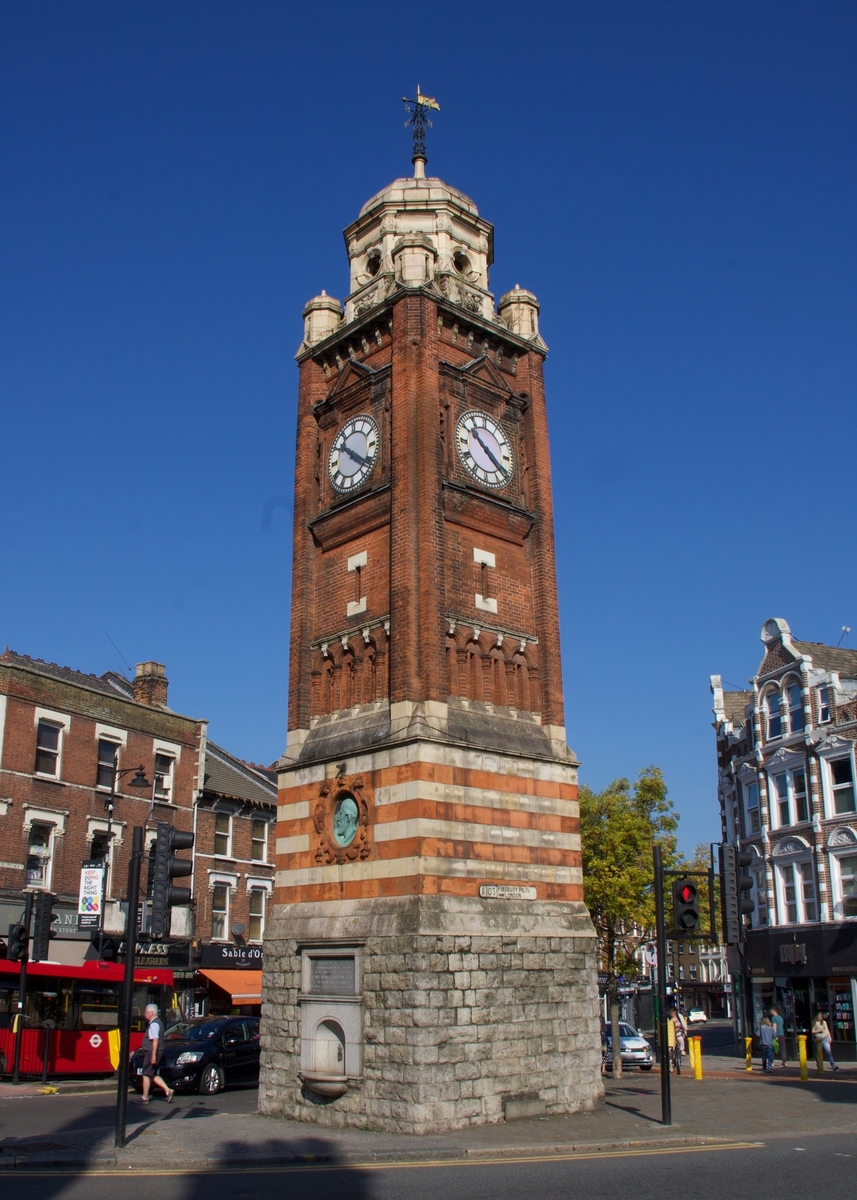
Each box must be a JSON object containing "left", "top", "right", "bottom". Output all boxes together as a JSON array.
[{"left": 672, "top": 878, "right": 700, "bottom": 934}]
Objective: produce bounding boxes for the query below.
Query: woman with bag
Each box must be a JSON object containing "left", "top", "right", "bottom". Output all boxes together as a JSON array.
[{"left": 811, "top": 1010, "right": 839, "bottom": 1072}]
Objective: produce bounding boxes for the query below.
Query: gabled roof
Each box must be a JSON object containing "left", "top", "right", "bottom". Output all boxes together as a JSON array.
[
  {"left": 201, "top": 741, "right": 276, "bottom": 809},
  {"left": 793, "top": 641, "right": 857, "bottom": 678},
  {"left": 0, "top": 649, "right": 129, "bottom": 699},
  {"left": 459, "top": 354, "right": 515, "bottom": 395}
]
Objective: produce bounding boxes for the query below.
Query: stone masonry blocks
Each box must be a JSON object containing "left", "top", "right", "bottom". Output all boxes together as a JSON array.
[{"left": 259, "top": 897, "right": 603, "bottom": 1135}]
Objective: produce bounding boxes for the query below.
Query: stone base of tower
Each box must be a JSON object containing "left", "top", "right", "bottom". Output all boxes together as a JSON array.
[{"left": 258, "top": 895, "right": 603, "bottom": 1134}]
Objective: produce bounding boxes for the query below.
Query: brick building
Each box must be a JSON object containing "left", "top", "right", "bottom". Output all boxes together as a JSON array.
[
  {"left": 0, "top": 652, "right": 200, "bottom": 964},
  {"left": 195, "top": 743, "right": 276, "bottom": 1013},
  {"left": 0, "top": 651, "right": 275, "bottom": 1017},
  {"left": 711, "top": 617, "right": 857, "bottom": 1058},
  {"left": 260, "top": 140, "right": 602, "bottom": 1133}
]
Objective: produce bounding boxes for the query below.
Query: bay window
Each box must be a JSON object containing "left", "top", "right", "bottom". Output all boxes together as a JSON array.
[
  {"left": 836, "top": 854, "right": 857, "bottom": 918},
  {"left": 830, "top": 757, "right": 856, "bottom": 815},
  {"left": 778, "top": 860, "right": 817, "bottom": 924},
  {"left": 744, "top": 781, "right": 761, "bottom": 834},
  {"left": 772, "top": 774, "right": 789, "bottom": 826},
  {"left": 786, "top": 682, "right": 805, "bottom": 733},
  {"left": 765, "top": 690, "right": 783, "bottom": 740}
]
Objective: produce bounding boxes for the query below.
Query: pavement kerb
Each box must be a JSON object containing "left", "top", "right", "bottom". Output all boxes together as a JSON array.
[
  {"left": 10, "top": 1127, "right": 857, "bottom": 1171},
  {"left": 0, "top": 1137, "right": 733, "bottom": 1170}
]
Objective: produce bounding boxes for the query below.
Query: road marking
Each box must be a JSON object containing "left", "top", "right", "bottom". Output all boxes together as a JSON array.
[{"left": 0, "top": 1140, "right": 765, "bottom": 1176}]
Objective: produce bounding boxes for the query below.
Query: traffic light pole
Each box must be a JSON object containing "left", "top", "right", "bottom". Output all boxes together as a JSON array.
[
  {"left": 115, "top": 825, "right": 143, "bottom": 1150},
  {"left": 653, "top": 843, "right": 671, "bottom": 1126},
  {"left": 11, "top": 892, "right": 34, "bottom": 1086}
]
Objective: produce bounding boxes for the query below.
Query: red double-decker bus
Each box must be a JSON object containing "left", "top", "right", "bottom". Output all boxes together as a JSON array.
[{"left": 0, "top": 959, "right": 175, "bottom": 1077}]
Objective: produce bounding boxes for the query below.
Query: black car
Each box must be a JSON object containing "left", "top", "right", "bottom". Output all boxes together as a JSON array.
[{"left": 131, "top": 1017, "right": 261, "bottom": 1095}]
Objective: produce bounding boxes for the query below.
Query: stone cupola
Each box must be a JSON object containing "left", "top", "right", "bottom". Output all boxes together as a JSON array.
[{"left": 341, "top": 169, "right": 496, "bottom": 324}]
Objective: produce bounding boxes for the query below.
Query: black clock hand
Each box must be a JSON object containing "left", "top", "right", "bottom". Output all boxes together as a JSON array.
[
  {"left": 472, "top": 429, "right": 504, "bottom": 473},
  {"left": 341, "top": 443, "right": 368, "bottom": 467}
]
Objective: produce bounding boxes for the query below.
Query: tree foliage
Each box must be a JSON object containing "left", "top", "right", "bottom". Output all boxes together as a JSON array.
[{"left": 579, "top": 765, "right": 679, "bottom": 985}]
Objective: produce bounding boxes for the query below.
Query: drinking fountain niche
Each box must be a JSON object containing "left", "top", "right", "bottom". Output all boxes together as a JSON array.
[{"left": 298, "top": 946, "right": 363, "bottom": 1100}]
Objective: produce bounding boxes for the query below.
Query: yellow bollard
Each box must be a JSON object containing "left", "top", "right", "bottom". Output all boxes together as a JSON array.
[
  {"left": 692, "top": 1036, "right": 703, "bottom": 1079},
  {"left": 816, "top": 1040, "right": 824, "bottom": 1073},
  {"left": 797, "top": 1034, "right": 808, "bottom": 1082},
  {"left": 745, "top": 1035, "right": 753, "bottom": 1071}
]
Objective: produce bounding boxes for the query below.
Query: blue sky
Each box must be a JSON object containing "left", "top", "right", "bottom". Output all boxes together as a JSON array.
[{"left": 1, "top": 2, "right": 854, "bottom": 852}]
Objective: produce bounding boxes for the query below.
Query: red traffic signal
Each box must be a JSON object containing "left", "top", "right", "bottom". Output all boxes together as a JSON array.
[{"left": 672, "top": 877, "right": 700, "bottom": 934}]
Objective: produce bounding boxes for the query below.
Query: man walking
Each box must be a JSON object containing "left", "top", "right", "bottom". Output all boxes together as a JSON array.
[
  {"left": 758, "top": 1016, "right": 775, "bottom": 1072},
  {"left": 140, "top": 1003, "right": 174, "bottom": 1103},
  {"left": 770, "top": 1006, "right": 787, "bottom": 1067}
]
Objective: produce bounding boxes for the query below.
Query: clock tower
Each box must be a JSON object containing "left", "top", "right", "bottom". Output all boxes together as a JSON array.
[{"left": 259, "top": 134, "right": 602, "bottom": 1133}]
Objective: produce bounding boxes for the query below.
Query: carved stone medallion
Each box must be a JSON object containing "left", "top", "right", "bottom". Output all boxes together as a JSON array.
[{"left": 312, "top": 774, "right": 372, "bottom": 864}]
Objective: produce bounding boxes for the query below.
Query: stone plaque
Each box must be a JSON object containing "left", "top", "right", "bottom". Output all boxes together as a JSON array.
[
  {"left": 310, "top": 956, "right": 356, "bottom": 996},
  {"left": 479, "top": 884, "right": 537, "bottom": 900}
]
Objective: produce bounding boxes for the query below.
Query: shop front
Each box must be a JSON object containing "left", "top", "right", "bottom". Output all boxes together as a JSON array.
[
  {"left": 194, "top": 944, "right": 263, "bottom": 1017},
  {"left": 744, "top": 925, "right": 857, "bottom": 1061}
]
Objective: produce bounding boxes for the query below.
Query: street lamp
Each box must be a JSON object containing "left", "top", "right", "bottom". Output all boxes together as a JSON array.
[{"left": 98, "top": 763, "right": 151, "bottom": 959}]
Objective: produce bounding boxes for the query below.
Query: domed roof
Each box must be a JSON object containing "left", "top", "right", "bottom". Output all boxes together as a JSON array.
[{"left": 358, "top": 174, "right": 479, "bottom": 219}]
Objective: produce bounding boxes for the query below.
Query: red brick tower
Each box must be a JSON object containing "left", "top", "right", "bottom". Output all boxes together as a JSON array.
[{"left": 260, "top": 149, "right": 602, "bottom": 1132}]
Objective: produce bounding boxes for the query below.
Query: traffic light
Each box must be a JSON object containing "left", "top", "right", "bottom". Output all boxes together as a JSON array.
[
  {"left": 671, "top": 878, "right": 700, "bottom": 934},
  {"left": 149, "top": 822, "right": 194, "bottom": 939},
  {"left": 8, "top": 922, "right": 28, "bottom": 963},
  {"left": 720, "top": 843, "right": 755, "bottom": 945},
  {"left": 32, "top": 891, "right": 57, "bottom": 961}
]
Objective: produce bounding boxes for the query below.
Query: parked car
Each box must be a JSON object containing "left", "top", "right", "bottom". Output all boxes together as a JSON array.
[
  {"left": 686, "top": 1008, "right": 708, "bottom": 1024},
  {"left": 602, "top": 1022, "right": 654, "bottom": 1071},
  {"left": 131, "top": 1016, "right": 261, "bottom": 1095}
]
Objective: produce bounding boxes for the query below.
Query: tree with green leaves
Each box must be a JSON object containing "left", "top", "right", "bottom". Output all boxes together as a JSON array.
[{"left": 579, "top": 765, "right": 679, "bottom": 1078}]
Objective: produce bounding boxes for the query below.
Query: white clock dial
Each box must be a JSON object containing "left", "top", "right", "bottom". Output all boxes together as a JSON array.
[
  {"left": 328, "top": 415, "right": 380, "bottom": 493},
  {"left": 455, "top": 410, "right": 514, "bottom": 489}
]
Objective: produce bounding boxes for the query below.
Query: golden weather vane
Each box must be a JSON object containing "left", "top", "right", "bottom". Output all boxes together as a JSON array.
[{"left": 402, "top": 86, "right": 440, "bottom": 168}]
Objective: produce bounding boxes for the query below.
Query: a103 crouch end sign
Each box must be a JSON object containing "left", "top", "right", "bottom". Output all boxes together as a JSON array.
[{"left": 479, "top": 884, "right": 537, "bottom": 900}]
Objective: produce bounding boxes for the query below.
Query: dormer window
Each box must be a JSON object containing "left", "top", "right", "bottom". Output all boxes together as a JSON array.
[
  {"left": 787, "top": 682, "right": 805, "bottom": 733},
  {"left": 765, "top": 690, "right": 783, "bottom": 740}
]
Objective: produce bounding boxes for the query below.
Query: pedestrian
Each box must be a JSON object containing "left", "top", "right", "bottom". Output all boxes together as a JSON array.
[
  {"left": 769, "top": 1006, "right": 787, "bottom": 1067},
  {"left": 758, "top": 1016, "right": 775, "bottom": 1072},
  {"left": 140, "top": 1003, "right": 174, "bottom": 1102},
  {"left": 811, "top": 1010, "right": 839, "bottom": 1073},
  {"left": 667, "top": 1006, "right": 685, "bottom": 1074}
]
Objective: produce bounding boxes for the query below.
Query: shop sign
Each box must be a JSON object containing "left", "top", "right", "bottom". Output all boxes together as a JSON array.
[
  {"left": 779, "top": 943, "right": 807, "bottom": 965},
  {"left": 199, "top": 943, "right": 264, "bottom": 969}
]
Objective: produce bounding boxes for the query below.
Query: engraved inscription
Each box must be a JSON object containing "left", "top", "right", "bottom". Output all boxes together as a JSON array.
[{"left": 310, "top": 956, "right": 356, "bottom": 996}]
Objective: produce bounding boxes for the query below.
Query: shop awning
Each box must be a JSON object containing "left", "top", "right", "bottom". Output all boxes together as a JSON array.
[{"left": 198, "top": 968, "right": 263, "bottom": 1002}]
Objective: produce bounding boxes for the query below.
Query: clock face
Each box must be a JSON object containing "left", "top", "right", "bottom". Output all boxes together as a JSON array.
[
  {"left": 455, "top": 410, "right": 514, "bottom": 489},
  {"left": 328, "top": 415, "right": 380, "bottom": 493}
]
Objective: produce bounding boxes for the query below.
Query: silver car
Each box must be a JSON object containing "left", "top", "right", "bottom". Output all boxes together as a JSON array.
[{"left": 602, "top": 1022, "right": 654, "bottom": 1071}]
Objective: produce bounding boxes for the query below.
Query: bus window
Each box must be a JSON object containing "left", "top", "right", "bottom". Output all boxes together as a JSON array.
[{"left": 74, "top": 985, "right": 119, "bottom": 1029}]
